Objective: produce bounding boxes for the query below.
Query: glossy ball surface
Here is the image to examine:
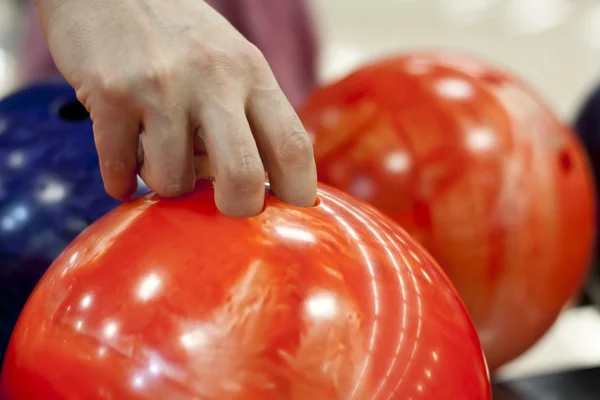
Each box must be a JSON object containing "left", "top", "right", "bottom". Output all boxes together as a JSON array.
[
  {"left": 0, "top": 81, "right": 123, "bottom": 363},
  {"left": 1, "top": 181, "right": 491, "bottom": 399},
  {"left": 299, "top": 52, "right": 596, "bottom": 371}
]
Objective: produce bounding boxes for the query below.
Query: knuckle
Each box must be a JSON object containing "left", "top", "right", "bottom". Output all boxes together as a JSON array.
[
  {"left": 197, "top": 48, "right": 233, "bottom": 74},
  {"left": 195, "top": 48, "right": 234, "bottom": 90},
  {"left": 84, "top": 67, "right": 132, "bottom": 100},
  {"left": 141, "top": 63, "right": 177, "bottom": 92},
  {"left": 88, "top": 62, "right": 177, "bottom": 102},
  {"left": 195, "top": 43, "right": 269, "bottom": 85},
  {"left": 203, "top": 47, "right": 231, "bottom": 68},
  {"left": 239, "top": 43, "right": 269, "bottom": 76},
  {"left": 276, "top": 130, "right": 315, "bottom": 167}
]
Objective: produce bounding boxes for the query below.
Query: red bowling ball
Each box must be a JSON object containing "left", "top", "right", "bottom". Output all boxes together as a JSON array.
[
  {"left": 299, "top": 52, "right": 596, "bottom": 371},
  {"left": 0, "top": 181, "right": 490, "bottom": 399}
]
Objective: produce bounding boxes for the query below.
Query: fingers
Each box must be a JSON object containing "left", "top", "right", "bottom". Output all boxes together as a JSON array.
[
  {"left": 246, "top": 84, "right": 317, "bottom": 208},
  {"left": 92, "top": 79, "right": 316, "bottom": 215},
  {"left": 139, "top": 107, "right": 196, "bottom": 197},
  {"left": 92, "top": 105, "right": 140, "bottom": 200},
  {"left": 198, "top": 99, "right": 265, "bottom": 218}
]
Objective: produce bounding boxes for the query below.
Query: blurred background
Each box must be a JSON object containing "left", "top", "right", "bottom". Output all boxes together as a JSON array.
[
  {"left": 0, "top": 0, "right": 24, "bottom": 97},
  {"left": 312, "top": 0, "right": 600, "bottom": 119},
  {"left": 309, "top": 0, "right": 600, "bottom": 385},
  {"left": 3, "top": 0, "right": 600, "bottom": 397},
  {"left": 3, "top": 0, "right": 600, "bottom": 119}
]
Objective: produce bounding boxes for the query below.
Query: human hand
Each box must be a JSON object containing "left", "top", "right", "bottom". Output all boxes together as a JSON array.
[{"left": 35, "top": 0, "right": 317, "bottom": 217}]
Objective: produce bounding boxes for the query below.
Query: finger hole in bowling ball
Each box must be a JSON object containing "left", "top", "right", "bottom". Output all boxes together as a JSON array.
[
  {"left": 558, "top": 149, "right": 572, "bottom": 173},
  {"left": 313, "top": 196, "right": 322, "bottom": 207},
  {"left": 57, "top": 100, "right": 89, "bottom": 122}
]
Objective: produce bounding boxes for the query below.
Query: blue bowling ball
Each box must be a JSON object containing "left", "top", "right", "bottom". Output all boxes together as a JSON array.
[{"left": 0, "top": 80, "right": 147, "bottom": 363}]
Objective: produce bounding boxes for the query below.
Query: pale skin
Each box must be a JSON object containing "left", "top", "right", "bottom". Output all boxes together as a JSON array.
[{"left": 34, "top": 0, "right": 318, "bottom": 217}]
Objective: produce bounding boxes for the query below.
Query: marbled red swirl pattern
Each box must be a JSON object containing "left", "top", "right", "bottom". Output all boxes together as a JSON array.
[
  {"left": 299, "top": 52, "right": 596, "bottom": 371},
  {"left": 1, "top": 181, "right": 491, "bottom": 399}
]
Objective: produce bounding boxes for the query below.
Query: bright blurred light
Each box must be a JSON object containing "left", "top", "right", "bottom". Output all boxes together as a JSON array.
[
  {"left": 103, "top": 321, "right": 119, "bottom": 339},
  {"left": 580, "top": 4, "right": 600, "bottom": 50},
  {"left": 136, "top": 273, "right": 163, "bottom": 301},
  {"left": 180, "top": 327, "right": 208, "bottom": 349},
  {"left": 80, "top": 294, "right": 94, "bottom": 309},
  {"left": 434, "top": 0, "right": 496, "bottom": 25},
  {"left": 503, "top": 0, "right": 570, "bottom": 35},
  {"left": 1, "top": 205, "right": 30, "bottom": 232},
  {"left": 305, "top": 292, "right": 338, "bottom": 320},
  {"left": 131, "top": 373, "right": 145, "bottom": 389},
  {"left": 6, "top": 151, "right": 25, "bottom": 169},
  {"left": 384, "top": 151, "right": 412, "bottom": 174},
  {"left": 320, "top": 44, "right": 365, "bottom": 83},
  {"left": 0, "top": 1, "right": 19, "bottom": 38},
  {"left": 36, "top": 179, "right": 68, "bottom": 204},
  {"left": 466, "top": 127, "right": 496, "bottom": 152},
  {"left": 275, "top": 225, "right": 316, "bottom": 243},
  {"left": 0, "top": 48, "right": 17, "bottom": 97},
  {"left": 434, "top": 78, "right": 474, "bottom": 100}
]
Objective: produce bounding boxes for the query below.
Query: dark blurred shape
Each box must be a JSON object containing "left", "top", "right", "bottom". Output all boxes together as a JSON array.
[
  {"left": 574, "top": 84, "right": 600, "bottom": 309},
  {"left": 493, "top": 367, "right": 600, "bottom": 400}
]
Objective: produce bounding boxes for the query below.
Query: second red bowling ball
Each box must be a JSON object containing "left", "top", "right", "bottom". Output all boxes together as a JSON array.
[
  {"left": 299, "top": 52, "right": 596, "bottom": 371},
  {"left": 1, "top": 181, "right": 491, "bottom": 399}
]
